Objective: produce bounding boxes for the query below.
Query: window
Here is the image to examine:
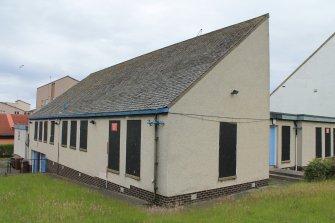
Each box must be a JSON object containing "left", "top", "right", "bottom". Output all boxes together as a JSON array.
[
  {"left": 61, "top": 121, "right": 68, "bottom": 147},
  {"left": 108, "top": 121, "right": 121, "bottom": 172},
  {"left": 219, "top": 122, "right": 237, "bottom": 179},
  {"left": 79, "top": 120, "right": 88, "bottom": 151},
  {"left": 316, "top": 127, "right": 322, "bottom": 158},
  {"left": 70, "top": 121, "right": 77, "bottom": 149},
  {"left": 38, "top": 121, "right": 43, "bottom": 141},
  {"left": 50, "top": 121, "right": 55, "bottom": 144},
  {"left": 14, "top": 111, "right": 19, "bottom": 114},
  {"left": 43, "top": 121, "right": 48, "bottom": 143},
  {"left": 34, "top": 122, "right": 38, "bottom": 141},
  {"left": 281, "top": 126, "right": 290, "bottom": 161},
  {"left": 325, "top": 128, "right": 331, "bottom": 157},
  {"left": 126, "top": 120, "right": 141, "bottom": 178}
]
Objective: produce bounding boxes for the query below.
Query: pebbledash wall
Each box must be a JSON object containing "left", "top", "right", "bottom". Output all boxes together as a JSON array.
[{"left": 29, "top": 18, "right": 269, "bottom": 205}]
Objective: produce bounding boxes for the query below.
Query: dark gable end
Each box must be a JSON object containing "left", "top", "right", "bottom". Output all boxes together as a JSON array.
[{"left": 31, "top": 14, "right": 268, "bottom": 119}]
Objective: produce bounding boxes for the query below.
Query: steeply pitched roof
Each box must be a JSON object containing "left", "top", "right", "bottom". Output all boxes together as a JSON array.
[
  {"left": 0, "top": 114, "right": 29, "bottom": 136},
  {"left": 32, "top": 14, "right": 268, "bottom": 119}
]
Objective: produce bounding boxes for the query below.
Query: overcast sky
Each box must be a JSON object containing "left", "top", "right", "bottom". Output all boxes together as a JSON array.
[{"left": 0, "top": 0, "right": 334, "bottom": 109}]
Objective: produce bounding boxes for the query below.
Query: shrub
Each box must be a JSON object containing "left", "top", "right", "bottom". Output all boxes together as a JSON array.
[
  {"left": 304, "top": 158, "right": 335, "bottom": 181},
  {"left": 0, "top": 144, "right": 14, "bottom": 158}
]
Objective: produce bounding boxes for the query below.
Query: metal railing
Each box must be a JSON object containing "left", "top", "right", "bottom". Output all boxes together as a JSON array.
[{"left": 0, "top": 158, "right": 46, "bottom": 175}]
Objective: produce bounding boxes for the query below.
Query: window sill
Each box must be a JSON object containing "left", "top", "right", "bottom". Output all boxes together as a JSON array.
[
  {"left": 79, "top": 148, "right": 87, "bottom": 152},
  {"left": 125, "top": 173, "right": 140, "bottom": 181},
  {"left": 218, "top": 176, "right": 236, "bottom": 181},
  {"left": 281, "top": 160, "right": 291, "bottom": 164},
  {"left": 61, "top": 145, "right": 67, "bottom": 148},
  {"left": 108, "top": 169, "right": 119, "bottom": 174},
  {"left": 43, "top": 141, "right": 47, "bottom": 143},
  {"left": 50, "top": 142, "right": 54, "bottom": 145},
  {"left": 69, "top": 146, "right": 76, "bottom": 150}
]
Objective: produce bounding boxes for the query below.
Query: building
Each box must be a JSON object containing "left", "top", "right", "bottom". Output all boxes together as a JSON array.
[
  {"left": 14, "top": 125, "right": 29, "bottom": 159},
  {"left": 0, "top": 114, "right": 29, "bottom": 144},
  {"left": 29, "top": 14, "right": 270, "bottom": 205},
  {"left": 270, "top": 33, "right": 335, "bottom": 169},
  {"left": 0, "top": 100, "right": 31, "bottom": 115},
  {"left": 36, "top": 76, "right": 79, "bottom": 110}
]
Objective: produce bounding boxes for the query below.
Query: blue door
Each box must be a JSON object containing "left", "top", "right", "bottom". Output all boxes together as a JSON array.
[
  {"left": 270, "top": 127, "right": 276, "bottom": 166},
  {"left": 33, "top": 151, "right": 39, "bottom": 173},
  {"left": 41, "top": 153, "right": 46, "bottom": 173}
]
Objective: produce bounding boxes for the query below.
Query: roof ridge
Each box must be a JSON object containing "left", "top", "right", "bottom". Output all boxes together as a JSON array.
[
  {"left": 271, "top": 31, "right": 335, "bottom": 96},
  {"left": 168, "top": 14, "right": 269, "bottom": 108},
  {"left": 32, "top": 14, "right": 269, "bottom": 119},
  {"left": 37, "top": 75, "right": 79, "bottom": 89},
  {"left": 89, "top": 14, "right": 269, "bottom": 77},
  {"left": 0, "top": 102, "right": 25, "bottom": 111}
]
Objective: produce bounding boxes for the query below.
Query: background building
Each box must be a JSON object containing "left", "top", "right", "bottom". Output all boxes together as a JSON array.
[
  {"left": 0, "top": 114, "right": 29, "bottom": 144},
  {"left": 36, "top": 76, "right": 79, "bottom": 110},
  {"left": 0, "top": 100, "right": 31, "bottom": 115},
  {"left": 270, "top": 33, "right": 335, "bottom": 169}
]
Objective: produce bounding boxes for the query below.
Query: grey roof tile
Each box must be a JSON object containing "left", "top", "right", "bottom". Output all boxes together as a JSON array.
[{"left": 32, "top": 14, "right": 268, "bottom": 118}]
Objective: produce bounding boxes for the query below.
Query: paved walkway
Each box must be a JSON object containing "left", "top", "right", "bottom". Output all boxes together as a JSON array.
[{"left": 0, "top": 159, "right": 21, "bottom": 175}]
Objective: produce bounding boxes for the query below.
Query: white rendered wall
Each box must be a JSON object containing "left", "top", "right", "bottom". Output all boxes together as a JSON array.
[
  {"left": 271, "top": 34, "right": 335, "bottom": 117},
  {"left": 14, "top": 129, "right": 28, "bottom": 158}
]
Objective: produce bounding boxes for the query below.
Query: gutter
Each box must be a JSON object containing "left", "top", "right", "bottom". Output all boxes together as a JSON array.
[{"left": 29, "top": 107, "right": 169, "bottom": 120}]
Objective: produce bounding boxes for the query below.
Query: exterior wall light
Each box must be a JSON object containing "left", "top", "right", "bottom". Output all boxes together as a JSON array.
[
  {"left": 90, "top": 120, "right": 96, "bottom": 125},
  {"left": 231, "top": 90, "right": 239, "bottom": 95}
]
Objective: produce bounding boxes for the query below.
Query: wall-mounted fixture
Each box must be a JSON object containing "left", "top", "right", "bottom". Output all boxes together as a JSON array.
[
  {"left": 90, "top": 120, "right": 96, "bottom": 125},
  {"left": 314, "top": 89, "right": 318, "bottom": 93},
  {"left": 230, "top": 89, "right": 239, "bottom": 95},
  {"left": 29, "top": 121, "right": 33, "bottom": 124},
  {"left": 55, "top": 122, "right": 60, "bottom": 125}
]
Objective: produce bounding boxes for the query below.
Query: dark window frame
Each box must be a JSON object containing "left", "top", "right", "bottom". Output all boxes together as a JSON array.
[
  {"left": 79, "top": 120, "right": 88, "bottom": 151},
  {"left": 219, "top": 122, "right": 237, "bottom": 179},
  {"left": 108, "top": 120, "right": 121, "bottom": 173},
  {"left": 43, "top": 121, "right": 48, "bottom": 143},
  {"left": 34, "top": 122, "right": 38, "bottom": 141},
  {"left": 38, "top": 121, "right": 43, "bottom": 142},
  {"left": 70, "top": 120, "right": 77, "bottom": 149},
  {"left": 325, "top": 128, "right": 331, "bottom": 157},
  {"left": 61, "top": 121, "right": 68, "bottom": 147},
  {"left": 50, "top": 121, "right": 55, "bottom": 144},
  {"left": 316, "top": 127, "right": 322, "bottom": 158},
  {"left": 125, "top": 120, "right": 141, "bottom": 179},
  {"left": 281, "top": 126, "right": 291, "bottom": 162}
]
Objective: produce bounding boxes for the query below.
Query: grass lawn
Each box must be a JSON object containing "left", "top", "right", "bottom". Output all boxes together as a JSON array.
[{"left": 0, "top": 174, "right": 335, "bottom": 223}]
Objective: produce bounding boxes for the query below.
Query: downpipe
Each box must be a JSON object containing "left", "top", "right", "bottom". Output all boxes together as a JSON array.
[{"left": 153, "top": 114, "right": 159, "bottom": 203}]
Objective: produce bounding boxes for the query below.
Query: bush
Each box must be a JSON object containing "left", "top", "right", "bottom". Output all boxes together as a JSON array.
[
  {"left": 0, "top": 144, "right": 14, "bottom": 158},
  {"left": 304, "top": 158, "right": 335, "bottom": 181}
]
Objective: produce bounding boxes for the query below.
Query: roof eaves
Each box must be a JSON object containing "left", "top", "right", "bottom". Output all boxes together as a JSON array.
[
  {"left": 30, "top": 107, "right": 169, "bottom": 120},
  {"left": 270, "top": 111, "right": 335, "bottom": 123}
]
